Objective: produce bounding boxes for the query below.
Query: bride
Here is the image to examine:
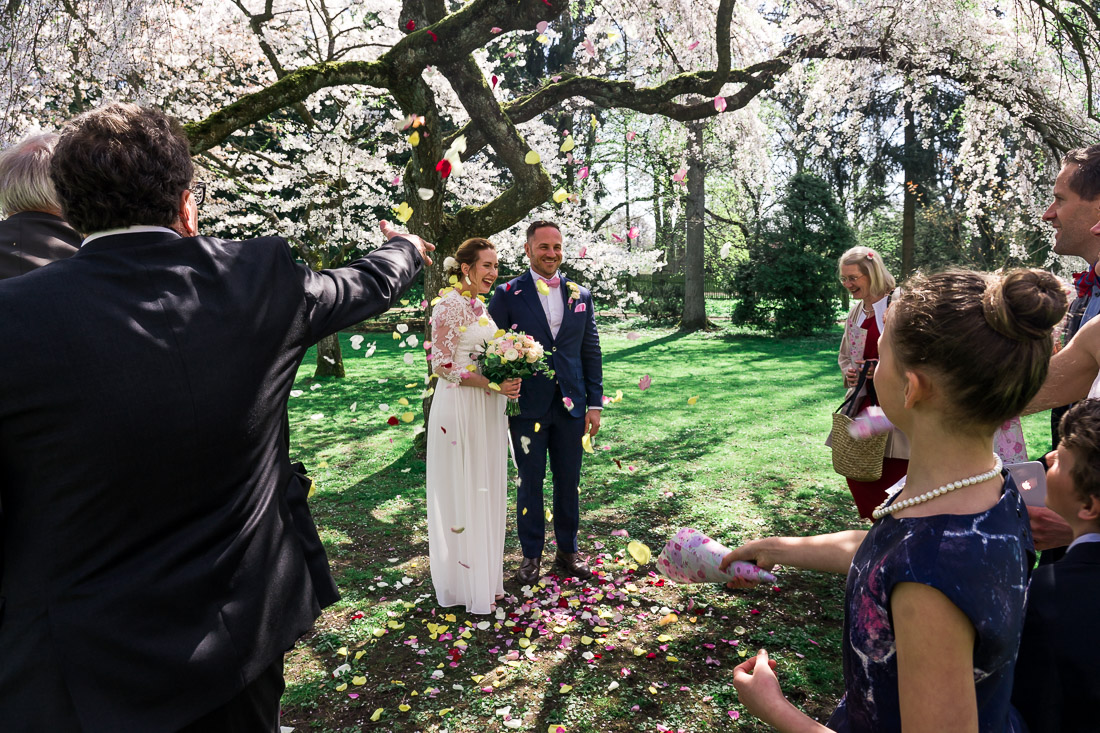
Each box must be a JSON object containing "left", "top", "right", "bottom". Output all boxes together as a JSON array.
[{"left": 426, "top": 237, "right": 520, "bottom": 614}]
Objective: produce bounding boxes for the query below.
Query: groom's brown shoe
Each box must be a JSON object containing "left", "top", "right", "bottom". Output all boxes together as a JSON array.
[
  {"left": 516, "top": 556, "right": 541, "bottom": 585},
  {"left": 555, "top": 550, "right": 593, "bottom": 581}
]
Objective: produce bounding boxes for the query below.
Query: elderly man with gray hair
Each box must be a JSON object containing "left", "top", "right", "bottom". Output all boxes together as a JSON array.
[{"left": 0, "top": 132, "right": 80, "bottom": 279}]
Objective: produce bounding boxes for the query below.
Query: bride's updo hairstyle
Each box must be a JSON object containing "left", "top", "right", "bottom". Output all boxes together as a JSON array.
[
  {"left": 444, "top": 237, "right": 495, "bottom": 278},
  {"left": 888, "top": 269, "right": 1068, "bottom": 429}
]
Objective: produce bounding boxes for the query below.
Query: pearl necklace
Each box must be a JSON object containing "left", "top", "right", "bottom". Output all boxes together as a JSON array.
[{"left": 871, "top": 455, "right": 1003, "bottom": 520}]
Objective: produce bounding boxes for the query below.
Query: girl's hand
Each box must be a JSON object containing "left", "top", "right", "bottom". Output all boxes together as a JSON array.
[
  {"left": 500, "top": 378, "right": 522, "bottom": 399},
  {"left": 720, "top": 540, "right": 778, "bottom": 589},
  {"left": 733, "top": 650, "right": 788, "bottom": 724}
]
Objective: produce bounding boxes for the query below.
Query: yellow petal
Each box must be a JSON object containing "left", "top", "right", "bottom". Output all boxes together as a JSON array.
[
  {"left": 559, "top": 135, "right": 575, "bottom": 153},
  {"left": 444, "top": 614, "right": 457, "bottom": 622},
  {"left": 440, "top": 707, "right": 454, "bottom": 716},
  {"left": 559, "top": 684, "right": 573, "bottom": 693},
  {"left": 479, "top": 315, "right": 489, "bottom": 326},
  {"left": 545, "top": 508, "right": 553, "bottom": 521},
  {"left": 398, "top": 397, "right": 410, "bottom": 406},
  {"left": 488, "top": 382, "right": 501, "bottom": 391},
  {"left": 666, "top": 655, "right": 679, "bottom": 662},
  {"left": 580, "top": 635, "right": 594, "bottom": 645},
  {"left": 537, "top": 34, "right": 549, "bottom": 43},
  {"left": 408, "top": 130, "right": 420, "bottom": 147},
  {"left": 581, "top": 434, "right": 594, "bottom": 454},
  {"left": 400, "top": 412, "right": 415, "bottom": 423},
  {"left": 648, "top": 685, "right": 658, "bottom": 694},
  {"left": 371, "top": 708, "right": 384, "bottom": 721},
  {"left": 494, "top": 329, "right": 505, "bottom": 338},
  {"left": 534, "top": 422, "right": 541, "bottom": 432},
  {"left": 536, "top": 279, "right": 551, "bottom": 296},
  {"left": 687, "top": 395, "right": 699, "bottom": 405},
  {"left": 659, "top": 612, "right": 678, "bottom": 626},
  {"left": 399, "top": 704, "right": 411, "bottom": 712},
  {"left": 337, "top": 646, "right": 348, "bottom": 656},
  {"left": 633, "top": 647, "right": 645, "bottom": 656},
  {"left": 392, "top": 331, "right": 401, "bottom": 340},
  {"left": 627, "top": 540, "right": 652, "bottom": 564},
  {"left": 613, "top": 389, "right": 623, "bottom": 403},
  {"left": 525, "top": 150, "right": 541, "bottom": 165},
  {"left": 353, "top": 675, "right": 367, "bottom": 685},
  {"left": 354, "top": 650, "right": 365, "bottom": 660},
  {"left": 553, "top": 188, "right": 569, "bottom": 204},
  {"left": 372, "top": 628, "right": 386, "bottom": 637},
  {"left": 657, "top": 634, "right": 672, "bottom": 642},
  {"left": 336, "top": 682, "right": 347, "bottom": 691}
]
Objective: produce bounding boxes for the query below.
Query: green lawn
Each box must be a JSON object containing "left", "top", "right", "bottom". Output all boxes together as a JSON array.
[{"left": 280, "top": 322, "right": 1056, "bottom": 732}]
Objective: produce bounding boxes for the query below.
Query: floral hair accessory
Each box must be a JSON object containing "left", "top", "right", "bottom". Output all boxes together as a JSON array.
[
  {"left": 866, "top": 252, "right": 874, "bottom": 259},
  {"left": 443, "top": 256, "right": 458, "bottom": 272}
]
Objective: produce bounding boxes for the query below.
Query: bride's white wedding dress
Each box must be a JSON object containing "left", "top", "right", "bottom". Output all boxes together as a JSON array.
[{"left": 426, "top": 288, "right": 508, "bottom": 614}]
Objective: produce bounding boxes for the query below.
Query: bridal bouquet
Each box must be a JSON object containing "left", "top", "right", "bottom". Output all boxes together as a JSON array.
[{"left": 478, "top": 330, "right": 553, "bottom": 415}]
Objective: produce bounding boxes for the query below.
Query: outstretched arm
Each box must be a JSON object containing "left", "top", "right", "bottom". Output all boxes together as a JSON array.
[
  {"left": 1025, "top": 316, "right": 1100, "bottom": 414},
  {"left": 720, "top": 530, "right": 868, "bottom": 581}
]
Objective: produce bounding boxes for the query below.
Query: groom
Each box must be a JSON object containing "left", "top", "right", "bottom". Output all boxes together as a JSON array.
[{"left": 488, "top": 220, "right": 603, "bottom": 584}]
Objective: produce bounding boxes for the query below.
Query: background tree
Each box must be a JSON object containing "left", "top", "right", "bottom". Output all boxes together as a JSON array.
[{"left": 733, "top": 173, "right": 856, "bottom": 335}]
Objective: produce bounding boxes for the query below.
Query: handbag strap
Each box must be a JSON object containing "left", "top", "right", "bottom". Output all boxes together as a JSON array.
[{"left": 836, "top": 360, "right": 875, "bottom": 416}]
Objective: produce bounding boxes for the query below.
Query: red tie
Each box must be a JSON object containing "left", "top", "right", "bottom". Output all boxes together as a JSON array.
[{"left": 539, "top": 275, "right": 560, "bottom": 288}]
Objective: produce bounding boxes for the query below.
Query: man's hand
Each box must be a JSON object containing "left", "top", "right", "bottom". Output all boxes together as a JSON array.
[
  {"left": 584, "top": 409, "right": 601, "bottom": 438},
  {"left": 380, "top": 220, "right": 434, "bottom": 266},
  {"left": 1027, "top": 504, "right": 1074, "bottom": 550}
]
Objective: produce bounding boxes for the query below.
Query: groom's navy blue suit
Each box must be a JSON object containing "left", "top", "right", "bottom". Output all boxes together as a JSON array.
[{"left": 488, "top": 270, "right": 602, "bottom": 558}]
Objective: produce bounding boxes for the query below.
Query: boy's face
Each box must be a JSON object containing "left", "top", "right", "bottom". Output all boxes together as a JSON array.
[{"left": 1044, "top": 445, "right": 1085, "bottom": 522}]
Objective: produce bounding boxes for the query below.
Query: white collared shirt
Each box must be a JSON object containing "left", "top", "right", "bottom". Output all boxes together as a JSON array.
[
  {"left": 82, "top": 225, "right": 180, "bottom": 247},
  {"left": 870, "top": 293, "right": 890, "bottom": 333},
  {"left": 1068, "top": 532, "right": 1100, "bottom": 551},
  {"left": 530, "top": 268, "right": 563, "bottom": 338}
]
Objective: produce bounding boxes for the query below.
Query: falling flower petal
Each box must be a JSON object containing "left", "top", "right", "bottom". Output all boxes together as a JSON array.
[
  {"left": 577, "top": 166, "right": 589, "bottom": 180},
  {"left": 720, "top": 242, "right": 732, "bottom": 258},
  {"left": 536, "top": 20, "right": 549, "bottom": 33},
  {"left": 581, "top": 434, "right": 594, "bottom": 453},
  {"left": 520, "top": 436, "right": 531, "bottom": 454},
  {"left": 491, "top": 26, "right": 502, "bottom": 33},
  {"left": 687, "top": 39, "right": 700, "bottom": 50},
  {"left": 418, "top": 187, "right": 434, "bottom": 200},
  {"left": 537, "top": 34, "right": 549, "bottom": 43},
  {"left": 714, "top": 96, "right": 727, "bottom": 113},
  {"left": 582, "top": 38, "right": 596, "bottom": 57},
  {"left": 626, "top": 131, "right": 636, "bottom": 142},
  {"left": 627, "top": 540, "right": 652, "bottom": 564},
  {"left": 627, "top": 226, "right": 639, "bottom": 239},
  {"left": 408, "top": 130, "right": 420, "bottom": 147},
  {"left": 553, "top": 188, "right": 570, "bottom": 204},
  {"left": 393, "top": 201, "right": 413, "bottom": 224},
  {"left": 525, "top": 150, "right": 541, "bottom": 165},
  {"left": 426, "top": 29, "right": 437, "bottom": 42},
  {"left": 435, "top": 159, "right": 452, "bottom": 178},
  {"left": 560, "top": 135, "right": 575, "bottom": 152},
  {"left": 562, "top": 396, "right": 574, "bottom": 410},
  {"left": 672, "top": 167, "right": 687, "bottom": 183},
  {"left": 451, "top": 526, "right": 465, "bottom": 534}
]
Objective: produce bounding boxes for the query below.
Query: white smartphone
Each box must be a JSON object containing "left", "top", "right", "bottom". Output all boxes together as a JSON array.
[{"left": 1005, "top": 461, "right": 1047, "bottom": 508}]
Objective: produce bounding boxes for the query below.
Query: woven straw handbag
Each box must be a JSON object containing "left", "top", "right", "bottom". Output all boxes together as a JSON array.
[{"left": 830, "top": 361, "right": 887, "bottom": 481}]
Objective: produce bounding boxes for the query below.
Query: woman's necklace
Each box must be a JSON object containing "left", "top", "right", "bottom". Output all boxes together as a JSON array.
[{"left": 871, "top": 455, "right": 1003, "bottom": 520}]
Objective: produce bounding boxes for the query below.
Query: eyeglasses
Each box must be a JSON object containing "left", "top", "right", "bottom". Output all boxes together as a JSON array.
[
  {"left": 839, "top": 274, "right": 865, "bottom": 284},
  {"left": 189, "top": 181, "right": 207, "bottom": 207}
]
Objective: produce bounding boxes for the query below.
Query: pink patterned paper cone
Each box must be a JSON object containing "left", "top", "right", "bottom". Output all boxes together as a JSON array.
[{"left": 656, "top": 527, "right": 776, "bottom": 585}]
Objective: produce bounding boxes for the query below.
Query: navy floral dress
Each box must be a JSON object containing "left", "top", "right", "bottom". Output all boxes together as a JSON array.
[{"left": 828, "top": 472, "right": 1032, "bottom": 732}]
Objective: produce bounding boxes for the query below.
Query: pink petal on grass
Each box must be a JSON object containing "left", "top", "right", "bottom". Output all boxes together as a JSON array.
[
  {"left": 626, "top": 331, "right": 640, "bottom": 340},
  {"left": 638, "top": 374, "right": 652, "bottom": 391},
  {"left": 611, "top": 529, "right": 629, "bottom": 537}
]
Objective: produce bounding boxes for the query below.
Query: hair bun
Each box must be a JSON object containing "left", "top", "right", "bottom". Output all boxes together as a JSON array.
[{"left": 981, "top": 269, "right": 1069, "bottom": 342}]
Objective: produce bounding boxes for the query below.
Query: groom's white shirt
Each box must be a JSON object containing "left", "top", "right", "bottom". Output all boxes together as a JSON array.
[{"left": 530, "top": 267, "right": 563, "bottom": 338}]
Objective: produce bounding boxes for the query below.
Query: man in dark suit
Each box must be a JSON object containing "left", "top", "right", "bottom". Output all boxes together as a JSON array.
[
  {"left": 0, "top": 103, "right": 432, "bottom": 732},
  {"left": 0, "top": 132, "right": 80, "bottom": 279},
  {"left": 487, "top": 220, "right": 603, "bottom": 584},
  {"left": 1012, "top": 400, "right": 1100, "bottom": 733}
]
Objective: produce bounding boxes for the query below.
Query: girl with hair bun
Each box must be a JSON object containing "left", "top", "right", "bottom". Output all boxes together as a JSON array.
[{"left": 721, "top": 268, "right": 1067, "bottom": 733}]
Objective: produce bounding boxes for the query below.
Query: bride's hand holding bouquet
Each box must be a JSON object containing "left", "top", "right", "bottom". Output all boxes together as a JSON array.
[{"left": 479, "top": 330, "right": 553, "bottom": 415}]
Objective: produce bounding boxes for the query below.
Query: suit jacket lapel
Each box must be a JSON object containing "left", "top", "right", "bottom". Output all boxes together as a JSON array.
[{"left": 516, "top": 271, "right": 554, "bottom": 345}]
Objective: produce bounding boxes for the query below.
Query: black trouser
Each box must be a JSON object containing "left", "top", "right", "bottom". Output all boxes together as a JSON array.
[{"left": 176, "top": 657, "right": 285, "bottom": 733}]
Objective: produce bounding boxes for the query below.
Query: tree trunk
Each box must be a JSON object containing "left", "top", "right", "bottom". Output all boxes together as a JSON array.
[
  {"left": 901, "top": 98, "right": 916, "bottom": 277},
  {"left": 314, "top": 332, "right": 346, "bottom": 378},
  {"left": 681, "top": 120, "right": 708, "bottom": 331}
]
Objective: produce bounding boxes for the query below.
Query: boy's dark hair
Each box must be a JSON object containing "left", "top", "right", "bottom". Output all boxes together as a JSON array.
[
  {"left": 526, "top": 219, "right": 560, "bottom": 240},
  {"left": 1058, "top": 399, "right": 1100, "bottom": 503}
]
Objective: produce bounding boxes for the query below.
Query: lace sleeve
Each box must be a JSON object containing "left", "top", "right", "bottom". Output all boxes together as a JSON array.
[{"left": 430, "top": 294, "right": 471, "bottom": 383}]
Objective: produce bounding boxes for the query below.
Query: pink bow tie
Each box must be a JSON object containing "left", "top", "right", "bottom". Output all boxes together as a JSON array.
[{"left": 538, "top": 275, "right": 560, "bottom": 288}]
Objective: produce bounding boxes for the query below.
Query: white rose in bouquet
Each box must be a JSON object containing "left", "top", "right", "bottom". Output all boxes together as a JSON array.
[{"left": 503, "top": 348, "right": 520, "bottom": 362}]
